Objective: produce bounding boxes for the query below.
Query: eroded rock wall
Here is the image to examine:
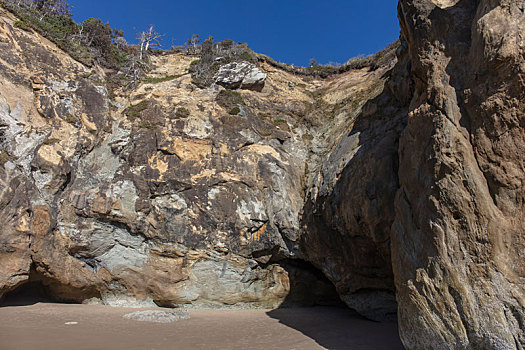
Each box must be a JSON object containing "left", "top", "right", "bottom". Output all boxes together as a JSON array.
[
  {"left": 393, "top": 0, "right": 525, "bottom": 348},
  {"left": 299, "top": 43, "right": 412, "bottom": 321},
  {"left": 0, "top": 6, "right": 361, "bottom": 309},
  {"left": 1, "top": 2, "right": 523, "bottom": 348},
  {"left": 0, "top": 7, "right": 297, "bottom": 307}
]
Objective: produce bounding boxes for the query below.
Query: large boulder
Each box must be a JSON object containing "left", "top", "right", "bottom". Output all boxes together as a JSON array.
[{"left": 214, "top": 61, "right": 267, "bottom": 91}]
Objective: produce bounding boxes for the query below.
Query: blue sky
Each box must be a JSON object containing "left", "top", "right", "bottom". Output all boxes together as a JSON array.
[{"left": 68, "top": 0, "right": 400, "bottom": 67}]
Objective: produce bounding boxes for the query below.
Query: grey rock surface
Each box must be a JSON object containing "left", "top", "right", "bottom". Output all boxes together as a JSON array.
[
  {"left": 1, "top": 3, "right": 523, "bottom": 349},
  {"left": 214, "top": 61, "right": 267, "bottom": 90},
  {"left": 123, "top": 309, "right": 190, "bottom": 323}
]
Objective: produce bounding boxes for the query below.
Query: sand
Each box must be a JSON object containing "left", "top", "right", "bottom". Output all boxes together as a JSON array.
[{"left": 0, "top": 303, "right": 404, "bottom": 349}]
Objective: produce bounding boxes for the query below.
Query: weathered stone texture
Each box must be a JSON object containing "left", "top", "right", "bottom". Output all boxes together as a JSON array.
[
  {"left": 393, "top": 0, "right": 525, "bottom": 348},
  {"left": 0, "top": 6, "right": 341, "bottom": 309},
  {"left": 0, "top": 2, "right": 524, "bottom": 348},
  {"left": 214, "top": 61, "right": 267, "bottom": 91}
]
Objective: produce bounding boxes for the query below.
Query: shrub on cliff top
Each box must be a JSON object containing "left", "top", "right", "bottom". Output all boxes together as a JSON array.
[
  {"left": 1, "top": 0, "right": 131, "bottom": 68},
  {"left": 189, "top": 37, "right": 258, "bottom": 88},
  {"left": 13, "top": 20, "right": 31, "bottom": 31}
]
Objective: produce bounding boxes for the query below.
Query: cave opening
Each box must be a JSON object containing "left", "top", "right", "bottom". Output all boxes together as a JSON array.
[
  {"left": 0, "top": 279, "right": 51, "bottom": 306},
  {"left": 0, "top": 264, "right": 100, "bottom": 307},
  {"left": 277, "top": 259, "right": 344, "bottom": 308}
]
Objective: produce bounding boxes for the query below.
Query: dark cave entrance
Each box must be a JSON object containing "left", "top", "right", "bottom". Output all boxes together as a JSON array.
[
  {"left": 0, "top": 264, "right": 100, "bottom": 307},
  {"left": 0, "top": 279, "right": 52, "bottom": 306},
  {"left": 277, "top": 259, "right": 344, "bottom": 308}
]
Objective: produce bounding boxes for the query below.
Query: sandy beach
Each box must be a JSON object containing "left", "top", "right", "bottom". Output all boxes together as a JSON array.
[{"left": 0, "top": 303, "right": 404, "bottom": 350}]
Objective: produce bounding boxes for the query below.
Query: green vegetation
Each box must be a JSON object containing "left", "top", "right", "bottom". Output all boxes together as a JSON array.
[
  {"left": 13, "top": 19, "right": 31, "bottom": 31},
  {"left": 185, "top": 34, "right": 201, "bottom": 54},
  {"left": 1, "top": 0, "right": 168, "bottom": 89},
  {"left": 239, "top": 51, "right": 253, "bottom": 61},
  {"left": 143, "top": 74, "right": 182, "bottom": 84},
  {"left": 256, "top": 40, "right": 399, "bottom": 78},
  {"left": 1, "top": 0, "right": 399, "bottom": 93},
  {"left": 175, "top": 106, "right": 190, "bottom": 118},
  {"left": 272, "top": 119, "right": 287, "bottom": 126},
  {"left": 189, "top": 37, "right": 258, "bottom": 88},
  {"left": 125, "top": 100, "right": 149, "bottom": 120},
  {"left": 305, "top": 65, "right": 338, "bottom": 73},
  {"left": 229, "top": 107, "right": 240, "bottom": 115},
  {"left": 2, "top": 0, "right": 94, "bottom": 66},
  {"left": 80, "top": 16, "right": 127, "bottom": 68},
  {"left": 215, "top": 89, "right": 244, "bottom": 110},
  {"left": 137, "top": 120, "right": 158, "bottom": 129}
]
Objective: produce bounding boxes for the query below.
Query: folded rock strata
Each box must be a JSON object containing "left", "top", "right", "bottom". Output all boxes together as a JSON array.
[{"left": 0, "top": 1, "right": 523, "bottom": 349}]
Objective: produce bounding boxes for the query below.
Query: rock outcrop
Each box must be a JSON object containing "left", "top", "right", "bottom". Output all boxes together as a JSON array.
[
  {"left": 0, "top": 1, "right": 524, "bottom": 349},
  {"left": 392, "top": 0, "right": 525, "bottom": 348},
  {"left": 299, "top": 45, "right": 411, "bottom": 321},
  {"left": 214, "top": 61, "right": 267, "bottom": 91},
  {"left": 0, "top": 6, "right": 358, "bottom": 309}
]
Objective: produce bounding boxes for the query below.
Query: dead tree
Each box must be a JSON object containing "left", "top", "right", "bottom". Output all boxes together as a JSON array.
[
  {"left": 123, "top": 54, "right": 144, "bottom": 89},
  {"left": 35, "top": 0, "right": 70, "bottom": 21},
  {"left": 138, "top": 25, "right": 163, "bottom": 60}
]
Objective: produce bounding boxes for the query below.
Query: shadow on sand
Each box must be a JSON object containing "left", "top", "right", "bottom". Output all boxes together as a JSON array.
[
  {"left": 1, "top": 265, "right": 405, "bottom": 349},
  {"left": 266, "top": 306, "right": 404, "bottom": 350},
  {"left": 266, "top": 261, "right": 404, "bottom": 349}
]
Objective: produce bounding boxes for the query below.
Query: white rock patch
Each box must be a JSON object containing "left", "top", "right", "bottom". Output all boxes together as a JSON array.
[{"left": 123, "top": 310, "right": 190, "bottom": 323}]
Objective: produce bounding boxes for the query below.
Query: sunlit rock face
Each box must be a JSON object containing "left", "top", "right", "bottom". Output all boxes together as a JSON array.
[
  {"left": 0, "top": 4, "right": 395, "bottom": 311},
  {"left": 393, "top": 0, "right": 525, "bottom": 348},
  {"left": 1, "top": 2, "right": 524, "bottom": 348},
  {"left": 214, "top": 61, "right": 267, "bottom": 91}
]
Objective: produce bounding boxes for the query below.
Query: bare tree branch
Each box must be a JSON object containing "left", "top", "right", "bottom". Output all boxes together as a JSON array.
[{"left": 138, "top": 25, "right": 163, "bottom": 60}]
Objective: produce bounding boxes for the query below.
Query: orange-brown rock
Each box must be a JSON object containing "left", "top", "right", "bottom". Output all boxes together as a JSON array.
[
  {"left": 0, "top": 2, "right": 523, "bottom": 348},
  {"left": 393, "top": 0, "right": 525, "bottom": 348},
  {"left": 0, "top": 5, "right": 348, "bottom": 309}
]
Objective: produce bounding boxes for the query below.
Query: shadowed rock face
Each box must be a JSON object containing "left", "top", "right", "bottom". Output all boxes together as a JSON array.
[
  {"left": 393, "top": 0, "right": 525, "bottom": 348},
  {"left": 0, "top": 1, "right": 524, "bottom": 348},
  {"left": 299, "top": 44, "right": 412, "bottom": 321}
]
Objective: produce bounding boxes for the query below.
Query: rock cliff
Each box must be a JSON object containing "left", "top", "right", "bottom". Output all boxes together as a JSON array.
[
  {"left": 0, "top": 1, "right": 524, "bottom": 349},
  {"left": 393, "top": 0, "right": 525, "bottom": 348},
  {"left": 0, "top": 5, "right": 391, "bottom": 309}
]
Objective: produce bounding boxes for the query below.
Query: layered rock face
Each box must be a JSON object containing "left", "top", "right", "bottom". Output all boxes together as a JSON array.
[
  {"left": 0, "top": 7, "right": 294, "bottom": 307},
  {"left": 0, "top": 6, "right": 376, "bottom": 308},
  {"left": 393, "top": 0, "right": 525, "bottom": 348},
  {"left": 0, "top": 1, "right": 524, "bottom": 349}
]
